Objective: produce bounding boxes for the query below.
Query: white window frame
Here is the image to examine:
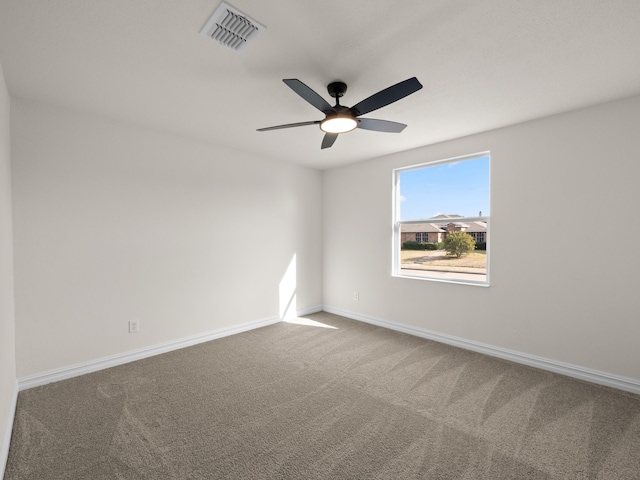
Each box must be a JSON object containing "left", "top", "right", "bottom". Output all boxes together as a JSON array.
[{"left": 392, "top": 151, "right": 490, "bottom": 287}]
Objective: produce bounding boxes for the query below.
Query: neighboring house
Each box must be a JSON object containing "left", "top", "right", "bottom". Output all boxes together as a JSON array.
[{"left": 401, "top": 214, "right": 487, "bottom": 244}]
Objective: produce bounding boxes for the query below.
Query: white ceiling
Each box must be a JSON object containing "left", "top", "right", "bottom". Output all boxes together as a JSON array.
[{"left": 1, "top": 1, "right": 639, "bottom": 170}]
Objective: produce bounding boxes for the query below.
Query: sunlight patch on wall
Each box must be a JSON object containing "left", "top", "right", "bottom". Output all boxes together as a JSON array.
[{"left": 279, "top": 254, "right": 297, "bottom": 320}]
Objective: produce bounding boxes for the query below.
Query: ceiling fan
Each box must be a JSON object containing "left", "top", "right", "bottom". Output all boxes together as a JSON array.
[{"left": 257, "top": 77, "right": 423, "bottom": 149}]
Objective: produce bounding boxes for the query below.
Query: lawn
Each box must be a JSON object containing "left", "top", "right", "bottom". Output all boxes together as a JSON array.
[{"left": 401, "top": 249, "right": 486, "bottom": 269}]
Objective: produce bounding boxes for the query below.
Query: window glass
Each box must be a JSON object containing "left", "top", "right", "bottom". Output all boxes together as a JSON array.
[{"left": 394, "top": 153, "right": 490, "bottom": 285}]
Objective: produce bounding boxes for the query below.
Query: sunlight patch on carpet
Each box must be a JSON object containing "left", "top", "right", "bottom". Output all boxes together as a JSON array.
[{"left": 284, "top": 317, "right": 338, "bottom": 329}]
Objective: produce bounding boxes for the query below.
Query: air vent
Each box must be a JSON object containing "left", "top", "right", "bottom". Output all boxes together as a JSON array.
[{"left": 200, "top": 2, "right": 265, "bottom": 52}]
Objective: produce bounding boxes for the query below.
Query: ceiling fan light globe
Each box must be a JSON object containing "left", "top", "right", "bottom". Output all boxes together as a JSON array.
[{"left": 320, "top": 116, "right": 357, "bottom": 134}]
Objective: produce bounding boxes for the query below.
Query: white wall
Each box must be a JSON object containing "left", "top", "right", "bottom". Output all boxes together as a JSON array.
[
  {"left": 0, "top": 62, "right": 17, "bottom": 474},
  {"left": 323, "top": 94, "right": 640, "bottom": 382},
  {"left": 9, "top": 90, "right": 640, "bottom": 386},
  {"left": 11, "top": 98, "right": 323, "bottom": 377}
]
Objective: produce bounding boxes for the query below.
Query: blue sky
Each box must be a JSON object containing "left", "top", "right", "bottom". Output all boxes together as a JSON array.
[{"left": 398, "top": 155, "right": 490, "bottom": 220}]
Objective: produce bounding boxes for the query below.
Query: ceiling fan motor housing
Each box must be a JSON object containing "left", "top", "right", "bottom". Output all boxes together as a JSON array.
[{"left": 327, "top": 81, "right": 348, "bottom": 99}]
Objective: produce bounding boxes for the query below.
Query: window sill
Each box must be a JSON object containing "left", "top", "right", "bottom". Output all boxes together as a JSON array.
[{"left": 393, "top": 269, "right": 489, "bottom": 287}]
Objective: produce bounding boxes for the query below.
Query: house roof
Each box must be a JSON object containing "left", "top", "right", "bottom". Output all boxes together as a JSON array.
[
  {"left": 430, "top": 215, "right": 469, "bottom": 228},
  {"left": 402, "top": 219, "right": 487, "bottom": 233},
  {"left": 444, "top": 222, "right": 470, "bottom": 228},
  {"left": 462, "top": 222, "right": 487, "bottom": 233},
  {"left": 428, "top": 215, "right": 475, "bottom": 230},
  {"left": 401, "top": 223, "right": 445, "bottom": 233}
]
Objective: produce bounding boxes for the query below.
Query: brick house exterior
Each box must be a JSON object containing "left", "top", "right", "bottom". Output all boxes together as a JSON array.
[{"left": 401, "top": 214, "right": 487, "bottom": 245}]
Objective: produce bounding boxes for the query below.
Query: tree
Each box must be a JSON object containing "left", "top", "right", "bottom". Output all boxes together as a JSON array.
[{"left": 443, "top": 231, "right": 476, "bottom": 258}]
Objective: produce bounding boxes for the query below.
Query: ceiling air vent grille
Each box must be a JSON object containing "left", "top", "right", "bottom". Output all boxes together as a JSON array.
[{"left": 200, "top": 2, "right": 265, "bottom": 52}]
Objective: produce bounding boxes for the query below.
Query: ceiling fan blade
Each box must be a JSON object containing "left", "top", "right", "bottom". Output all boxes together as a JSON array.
[
  {"left": 283, "top": 79, "right": 333, "bottom": 113},
  {"left": 321, "top": 133, "right": 338, "bottom": 149},
  {"left": 350, "top": 77, "right": 423, "bottom": 117},
  {"left": 357, "top": 118, "right": 407, "bottom": 133},
  {"left": 257, "top": 120, "right": 320, "bottom": 132}
]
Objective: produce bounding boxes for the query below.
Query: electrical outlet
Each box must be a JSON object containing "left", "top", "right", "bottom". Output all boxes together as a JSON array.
[
  {"left": 354, "top": 292, "right": 359, "bottom": 301},
  {"left": 129, "top": 319, "right": 140, "bottom": 334}
]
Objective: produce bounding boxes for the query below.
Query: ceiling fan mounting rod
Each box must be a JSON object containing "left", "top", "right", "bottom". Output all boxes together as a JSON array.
[{"left": 327, "top": 81, "right": 348, "bottom": 106}]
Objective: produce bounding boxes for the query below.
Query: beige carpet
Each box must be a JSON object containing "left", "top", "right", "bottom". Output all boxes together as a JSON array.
[{"left": 5, "top": 312, "right": 640, "bottom": 479}]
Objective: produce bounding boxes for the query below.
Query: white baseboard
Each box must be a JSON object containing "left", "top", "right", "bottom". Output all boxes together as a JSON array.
[
  {"left": 18, "top": 303, "right": 638, "bottom": 396},
  {"left": 323, "top": 306, "right": 640, "bottom": 395},
  {"left": 0, "top": 380, "right": 18, "bottom": 480},
  {"left": 18, "top": 315, "right": 283, "bottom": 391},
  {"left": 17, "top": 306, "right": 326, "bottom": 391}
]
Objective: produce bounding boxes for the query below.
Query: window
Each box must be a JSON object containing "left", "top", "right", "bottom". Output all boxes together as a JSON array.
[
  {"left": 468, "top": 232, "right": 485, "bottom": 243},
  {"left": 393, "top": 152, "right": 490, "bottom": 285}
]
